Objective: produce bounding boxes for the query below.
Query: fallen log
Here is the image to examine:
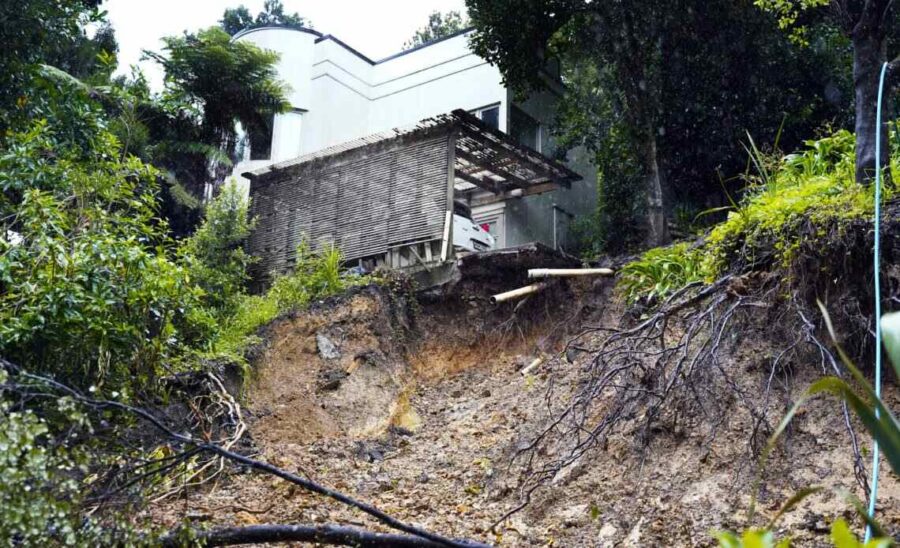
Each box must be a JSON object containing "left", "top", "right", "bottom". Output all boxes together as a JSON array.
[{"left": 160, "top": 524, "right": 455, "bottom": 547}]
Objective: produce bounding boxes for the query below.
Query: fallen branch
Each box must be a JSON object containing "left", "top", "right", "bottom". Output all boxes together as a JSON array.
[
  {"left": 0, "top": 359, "right": 489, "bottom": 548},
  {"left": 160, "top": 524, "right": 451, "bottom": 547}
]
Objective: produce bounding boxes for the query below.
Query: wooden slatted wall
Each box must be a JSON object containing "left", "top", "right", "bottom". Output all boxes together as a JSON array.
[{"left": 248, "top": 133, "right": 452, "bottom": 280}]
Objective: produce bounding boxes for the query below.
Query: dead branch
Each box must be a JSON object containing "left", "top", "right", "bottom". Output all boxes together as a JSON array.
[
  {"left": 0, "top": 359, "right": 489, "bottom": 548},
  {"left": 160, "top": 523, "right": 452, "bottom": 547}
]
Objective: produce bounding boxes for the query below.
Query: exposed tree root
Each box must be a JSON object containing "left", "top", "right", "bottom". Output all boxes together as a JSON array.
[{"left": 494, "top": 270, "right": 871, "bottom": 529}]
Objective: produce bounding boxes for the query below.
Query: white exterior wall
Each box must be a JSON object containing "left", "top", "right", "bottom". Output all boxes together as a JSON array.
[
  {"left": 499, "top": 89, "right": 598, "bottom": 251},
  {"left": 231, "top": 26, "right": 597, "bottom": 253},
  {"left": 232, "top": 27, "right": 509, "bottom": 184}
]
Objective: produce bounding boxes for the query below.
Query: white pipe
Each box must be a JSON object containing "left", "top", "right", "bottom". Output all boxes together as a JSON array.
[
  {"left": 520, "top": 356, "right": 544, "bottom": 376},
  {"left": 490, "top": 282, "right": 548, "bottom": 304},
  {"left": 528, "top": 268, "right": 614, "bottom": 279}
]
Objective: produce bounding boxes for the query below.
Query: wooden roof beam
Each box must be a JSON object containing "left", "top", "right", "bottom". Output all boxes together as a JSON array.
[
  {"left": 453, "top": 167, "right": 505, "bottom": 194},
  {"left": 450, "top": 110, "right": 581, "bottom": 186},
  {"left": 455, "top": 148, "right": 532, "bottom": 190}
]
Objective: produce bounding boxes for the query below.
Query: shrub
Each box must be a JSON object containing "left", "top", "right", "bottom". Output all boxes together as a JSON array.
[
  {"left": 0, "top": 370, "right": 148, "bottom": 545},
  {"left": 181, "top": 180, "right": 255, "bottom": 315},
  {"left": 702, "top": 130, "right": 891, "bottom": 278},
  {"left": 619, "top": 129, "right": 896, "bottom": 304},
  {"left": 211, "top": 243, "right": 367, "bottom": 360},
  {"left": 0, "top": 120, "right": 203, "bottom": 394}
]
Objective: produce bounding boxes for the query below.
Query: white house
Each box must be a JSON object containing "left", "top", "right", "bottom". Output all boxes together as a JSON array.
[{"left": 232, "top": 26, "right": 597, "bottom": 252}]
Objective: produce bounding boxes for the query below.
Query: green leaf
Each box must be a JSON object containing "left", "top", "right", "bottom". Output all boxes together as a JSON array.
[
  {"left": 767, "top": 486, "right": 823, "bottom": 529},
  {"left": 714, "top": 531, "right": 741, "bottom": 548},
  {"left": 742, "top": 529, "right": 775, "bottom": 548},
  {"left": 841, "top": 491, "right": 889, "bottom": 540},
  {"left": 830, "top": 519, "right": 859, "bottom": 548}
]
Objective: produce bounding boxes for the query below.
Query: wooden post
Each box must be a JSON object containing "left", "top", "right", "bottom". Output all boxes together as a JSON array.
[{"left": 441, "top": 132, "right": 457, "bottom": 262}]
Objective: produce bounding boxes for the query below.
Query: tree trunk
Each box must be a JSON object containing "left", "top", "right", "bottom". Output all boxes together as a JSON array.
[
  {"left": 640, "top": 129, "right": 669, "bottom": 246},
  {"left": 853, "top": 31, "right": 890, "bottom": 185}
]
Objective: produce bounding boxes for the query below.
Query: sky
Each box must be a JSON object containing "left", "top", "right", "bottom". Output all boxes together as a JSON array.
[{"left": 104, "top": 0, "right": 468, "bottom": 89}]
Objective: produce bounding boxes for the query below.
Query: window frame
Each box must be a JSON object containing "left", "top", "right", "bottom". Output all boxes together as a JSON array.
[{"left": 470, "top": 102, "right": 502, "bottom": 131}]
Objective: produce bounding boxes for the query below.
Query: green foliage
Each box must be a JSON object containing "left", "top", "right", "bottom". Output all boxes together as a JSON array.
[
  {"left": 714, "top": 529, "right": 791, "bottom": 548},
  {"left": 552, "top": 61, "right": 646, "bottom": 253},
  {"left": 182, "top": 181, "right": 255, "bottom": 315},
  {"left": 469, "top": 0, "right": 853, "bottom": 249},
  {"left": 220, "top": 0, "right": 309, "bottom": 36},
  {"left": 145, "top": 27, "right": 290, "bottom": 161},
  {"left": 404, "top": 11, "right": 469, "bottom": 49},
  {"left": 0, "top": 117, "right": 202, "bottom": 394},
  {"left": 618, "top": 243, "right": 704, "bottom": 304},
  {"left": 829, "top": 519, "right": 891, "bottom": 548},
  {"left": 714, "top": 520, "right": 891, "bottom": 548},
  {"left": 90, "top": 25, "right": 290, "bottom": 233},
  {"left": 702, "top": 130, "right": 889, "bottom": 278},
  {"left": 0, "top": 370, "right": 148, "bottom": 545},
  {"left": 754, "top": 0, "right": 831, "bottom": 45},
  {"left": 211, "top": 243, "right": 367, "bottom": 361},
  {"left": 618, "top": 129, "right": 892, "bottom": 304},
  {"left": 0, "top": 0, "right": 104, "bottom": 128}
]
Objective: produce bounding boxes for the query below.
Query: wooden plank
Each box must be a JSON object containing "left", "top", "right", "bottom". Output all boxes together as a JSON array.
[
  {"left": 468, "top": 181, "right": 560, "bottom": 207},
  {"left": 455, "top": 122, "right": 577, "bottom": 187},
  {"left": 456, "top": 147, "right": 533, "bottom": 189},
  {"left": 454, "top": 168, "right": 504, "bottom": 194}
]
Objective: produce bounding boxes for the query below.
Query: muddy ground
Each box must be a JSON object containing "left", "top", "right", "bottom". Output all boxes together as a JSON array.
[{"left": 150, "top": 276, "right": 900, "bottom": 546}]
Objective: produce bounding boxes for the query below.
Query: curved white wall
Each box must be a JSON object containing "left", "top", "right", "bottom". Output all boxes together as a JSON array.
[{"left": 234, "top": 27, "right": 316, "bottom": 111}]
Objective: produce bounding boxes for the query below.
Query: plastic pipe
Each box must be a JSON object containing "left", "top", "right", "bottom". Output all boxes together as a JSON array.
[
  {"left": 865, "top": 60, "right": 889, "bottom": 543},
  {"left": 490, "top": 283, "right": 548, "bottom": 304},
  {"left": 528, "top": 268, "right": 614, "bottom": 279}
]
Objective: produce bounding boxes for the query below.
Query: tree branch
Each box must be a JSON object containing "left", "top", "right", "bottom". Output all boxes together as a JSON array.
[
  {"left": 160, "top": 524, "right": 451, "bottom": 547},
  {"left": 0, "top": 359, "right": 489, "bottom": 548},
  {"left": 829, "top": 0, "right": 853, "bottom": 33}
]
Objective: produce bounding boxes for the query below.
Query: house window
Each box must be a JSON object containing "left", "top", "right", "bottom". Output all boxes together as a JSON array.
[
  {"left": 472, "top": 104, "right": 500, "bottom": 130},
  {"left": 510, "top": 106, "right": 540, "bottom": 151},
  {"left": 249, "top": 114, "right": 274, "bottom": 160}
]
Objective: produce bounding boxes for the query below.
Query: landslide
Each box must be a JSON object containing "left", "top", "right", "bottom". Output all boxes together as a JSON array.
[{"left": 148, "top": 243, "right": 900, "bottom": 546}]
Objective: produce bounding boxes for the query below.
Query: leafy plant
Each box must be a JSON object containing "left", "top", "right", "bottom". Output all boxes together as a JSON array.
[
  {"left": 0, "top": 369, "right": 150, "bottom": 546},
  {"left": 211, "top": 243, "right": 367, "bottom": 360},
  {"left": 618, "top": 243, "right": 704, "bottom": 304},
  {"left": 699, "top": 129, "right": 893, "bottom": 278},
  {"left": 181, "top": 180, "right": 255, "bottom": 316},
  {"left": 0, "top": 117, "right": 203, "bottom": 395}
]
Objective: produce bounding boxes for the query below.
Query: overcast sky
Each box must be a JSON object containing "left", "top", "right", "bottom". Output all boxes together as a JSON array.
[{"left": 104, "top": 0, "right": 468, "bottom": 89}]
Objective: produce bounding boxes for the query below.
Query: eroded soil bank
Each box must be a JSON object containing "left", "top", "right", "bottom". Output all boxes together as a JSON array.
[{"left": 151, "top": 276, "right": 900, "bottom": 546}]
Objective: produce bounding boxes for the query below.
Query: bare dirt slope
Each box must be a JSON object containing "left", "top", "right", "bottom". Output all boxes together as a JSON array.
[{"left": 152, "top": 278, "right": 900, "bottom": 546}]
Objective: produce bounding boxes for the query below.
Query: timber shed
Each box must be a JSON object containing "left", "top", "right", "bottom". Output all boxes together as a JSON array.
[{"left": 243, "top": 109, "right": 581, "bottom": 286}]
